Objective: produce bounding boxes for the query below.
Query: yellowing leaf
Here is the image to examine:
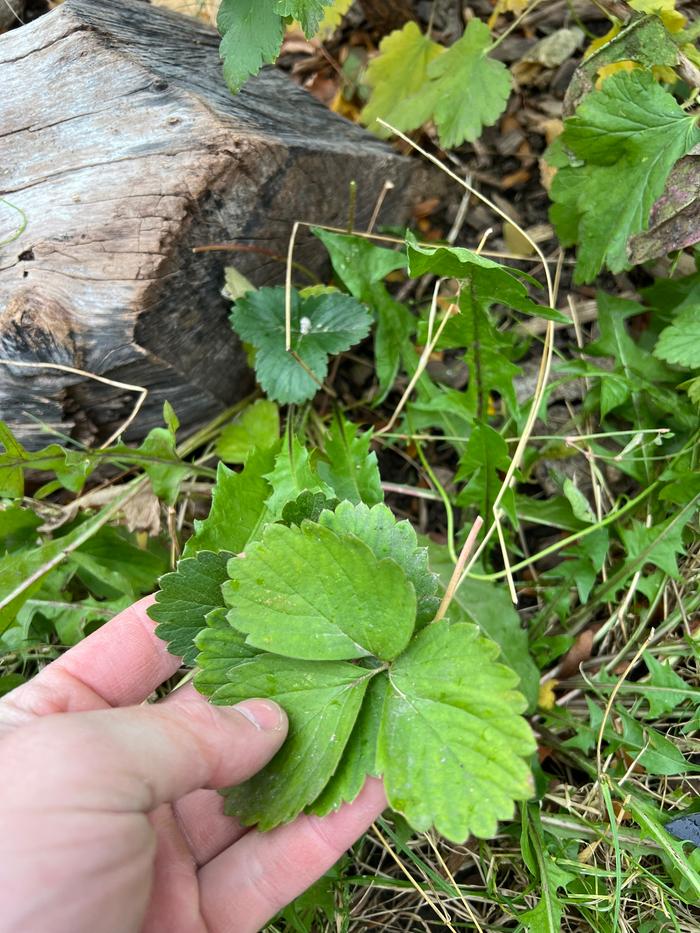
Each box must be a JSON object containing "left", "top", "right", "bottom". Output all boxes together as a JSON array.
[
  {"left": 629, "top": 0, "right": 686, "bottom": 32},
  {"left": 538, "top": 679, "right": 558, "bottom": 710},
  {"left": 316, "top": 0, "right": 352, "bottom": 37},
  {"left": 361, "top": 21, "right": 444, "bottom": 138},
  {"left": 488, "top": 0, "right": 529, "bottom": 29},
  {"left": 596, "top": 59, "right": 638, "bottom": 87},
  {"left": 584, "top": 21, "right": 621, "bottom": 59}
]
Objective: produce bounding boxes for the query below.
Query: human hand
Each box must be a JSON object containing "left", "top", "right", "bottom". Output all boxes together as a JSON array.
[{"left": 0, "top": 596, "right": 386, "bottom": 933}]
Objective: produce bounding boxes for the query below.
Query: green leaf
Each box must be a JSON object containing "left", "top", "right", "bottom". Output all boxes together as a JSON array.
[
  {"left": 273, "top": 0, "right": 333, "bottom": 36},
  {"left": 230, "top": 287, "right": 372, "bottom": 404},
  {"left": 371, "top": 283, "right": 415, "bottom": 402},
  {"left": 218, "top": 0, "right": 284, "bottom": 93},
  {"left": 149, "top": 551, "right": 232, "bottom": 664},
  {"left": 68, "top": 526, "right": 165, "bottom": 599},
  {"left": 456, "top": 421, "right": 512, "bottom": 523},
  {"left": 281, "top": 490, "right": 340, "bottom": 526},
  {"left": 263, "top": 434, "right": 333, "bottom": 518},
  {"left": 309, "top": 672, "right": 388, "bottom": 815},
  {"left": 0, "top": 504, "right": 41, "bottom": 552},
  {"left": 641, "top": 652, "right": 694, "bottom": 718},
  {"left": 654, "top": 306, "right": 700, "bottom": 369},
  {"left": 614, "top": 711, "right": 690, "bottom": 776},
  {"left": 619, "top": 515, "right": 690, "bottom": 579},
  {"left": 319, "top": 501, "right": 439, "bottom": 627},
  {"left": 317, "top": 416, "right": 383, "bottom": 506},
  {"left": 194, "top": 608, "right": 260, "bottom": 697},
  {"left": 378, "top": 621, "right": 535, "bottom": 841},
  {"left": 422, "top": 18, "right": 512, "bottom": 147},
  {"left": 183, "top": 444, "right": 279, "bottom": 558},
  {"left": 216, "top": 400, "right": 280, "bottom": 464},
  {"left": 427, "top": 542, "right": 540, "bottom": 711},
  {"left": 311, "top": 228, "right": 407, "bottom": 299},
  {"left": 0, "top": 423, "right": 92, "bottom": 497},
  {"left": 212, "top": 655, "right": 373, "bottom": 828},
  {"left": 136, "top": 426, "right": 188, "bottom": 506},
  {"left": 360, "top": 21, "right": 444, "bottom": 138},
  {"left": 562, "top": 478, "right": 596, "bottom": 524},
  {"left": 224, "top": 521, "right": 417, "bottom": 660},
  {"left": 0, "top": 422, "right": 25, "bottom": 498},
  {"left": 548, "top": 70, "right": 700, "bottom": 282}
]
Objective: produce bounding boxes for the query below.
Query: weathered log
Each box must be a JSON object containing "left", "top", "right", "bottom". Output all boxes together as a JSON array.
[{"left": 0, "top": 0, "right": 424, "bottom": 446}]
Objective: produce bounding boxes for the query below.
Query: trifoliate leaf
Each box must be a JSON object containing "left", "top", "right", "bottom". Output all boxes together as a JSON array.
[
  {"left": 223, "top": 522, "right": 417, "bottom": 661},
  {"left": 273, "top": 0, "right": 334, "bottom": 37},
  {"left": 548, "top": 70, "right": 700, "bottom": 282},
  {"left": 230, "top": 287, "right": 372, "bottom": 405},
  {"left": 218, "top": 0, "right": 284, "bottom": 94},
  {"left": 319, "top": 501, "right": 440, "bottom": 627},
  {"left": 211, "top": 654, "right": 373, "bottom": 828},
  {"left": 308, "top": 673, "right": 388, "bottom": 815},
  {"left": 281, "top": 490, "right": 340, "bottom": 526},
  {"left": 419, "top": 18, "right": 512, "bottom": 148},
  {"left": 194, "top": 608, "right": 260, "bottom": 697},
  {"left": 149, "top": 551, "right": 232, "bottom": 664},
  {"left": 183, "top": 444, "right": 279, "bottom": 558},
  {"left": 654, "top": 307, "right": 700, "bottom": 369},
  {"left": 360, "top": 22, "right": 445, "bottom": 138},
  {"left": 216, "top": 400, "right": 280, "bottom": 464},
  {"left": 317, "top": 416, "right": 383, "bottom": 506},
  {"left": 377, "top": 622, "right": 535, "bottom": 841}
]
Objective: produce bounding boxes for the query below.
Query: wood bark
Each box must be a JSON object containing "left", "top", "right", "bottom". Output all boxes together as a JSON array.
[{"left": 0, "top": 0, "right": 425, "bottom": 446}]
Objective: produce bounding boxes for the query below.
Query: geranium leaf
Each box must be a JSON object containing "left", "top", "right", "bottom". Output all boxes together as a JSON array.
[
  {"left": 149, "top": 551, "right": 232, "bottom": 664},
  {"left": 361, "top": 21, "right": 444, "bottom": 138},
  {"left": 422, "top": 18, "right": 512, "bottom": 148},
  {"left": 217, "top": 0, "right": 284, "bottom": 93},
  {"left": 183, "top": 444, "right": 279, "bottom": 559},
  {"left": 230, "top": 287, "right": 372, "bottom": 405},
  {"left": 210, "top": 655, "right": 374, "bottom": 828},
  {"left": 377, "top": 621, "right": 535, "bottom": 842},
  {"left": 319, "top": 501, "right": 439, "bottom": 628},
  {"left": 281, "top": 490, "right": 340, "bottom": 526},
  {"left": 273, "top": 0, "right": 334, "bottom": 37},
  {"left": 548, "top": 70, "right": 700, "bottom": 282},
  {"left": 654, "top": 307, "right": 700, "bottom": 369},
  {"left": 223, "top": 521, "right": 417, "bottom": 660}
]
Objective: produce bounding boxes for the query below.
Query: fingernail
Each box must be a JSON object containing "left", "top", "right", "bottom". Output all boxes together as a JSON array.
[{"left": 232, "top": 699, "right": 285, "bottom": 732}]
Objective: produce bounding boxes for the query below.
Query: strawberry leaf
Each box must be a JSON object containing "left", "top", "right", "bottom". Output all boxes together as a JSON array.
[
  {"left": 223, "top": 521, "right": 417, "bottom": 660},
  {"left": 211, "top": 654, "right": 374, "bottom": 828},
  {"left": 218, "top": 0, "right": 284, "bottom": 94},
  {"left": 378, "top": 622, "right": 535, "bottom": 841}
]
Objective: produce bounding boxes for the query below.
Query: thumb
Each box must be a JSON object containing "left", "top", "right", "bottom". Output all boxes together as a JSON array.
[{"left": 1, "top": 697, "right": 288, "bottom": 812}]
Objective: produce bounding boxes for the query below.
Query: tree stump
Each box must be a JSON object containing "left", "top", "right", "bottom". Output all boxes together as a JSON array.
[{"left": 0, "top": 0, "right": 424, "bottom": 445}]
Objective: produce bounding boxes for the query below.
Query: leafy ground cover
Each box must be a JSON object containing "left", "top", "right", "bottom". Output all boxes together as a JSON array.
[{"left": 2, "top": 0, "right": 700, "bottom": 930}]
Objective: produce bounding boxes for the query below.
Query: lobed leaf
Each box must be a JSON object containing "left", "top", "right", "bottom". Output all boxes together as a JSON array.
[{"left": 218, "top": 0, "right": 284, "bottom": 93}]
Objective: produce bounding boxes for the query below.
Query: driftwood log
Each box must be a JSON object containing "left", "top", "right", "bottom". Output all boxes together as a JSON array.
[{"left": 0, "top": 0, "right": 425, "bottom": 445}]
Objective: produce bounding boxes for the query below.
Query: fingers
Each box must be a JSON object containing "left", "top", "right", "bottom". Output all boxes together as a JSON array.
[
  {"left": 1, "top": 696, "right": 288, "bottom": 813},
  {"left": 199, "top": 778, "right": 387, "bottom": 933},
  {"left": 0, "top": 596, "right": 181, "bottom": 728}
]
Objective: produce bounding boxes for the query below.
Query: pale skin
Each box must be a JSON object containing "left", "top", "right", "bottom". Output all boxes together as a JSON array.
[{"left": 0, "top": 595, "right": 387, "bottom": 933}]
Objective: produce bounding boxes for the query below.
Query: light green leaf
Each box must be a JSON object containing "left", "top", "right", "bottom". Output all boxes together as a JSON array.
[
  {"left": 149, "top": 551, "right": 232, "bottom": 664},
  {"left": 0, "top": 423, "right": 26, "bottom": 498},
  {"left": 263, "top": 434, "right": 333, "bottom": 518},
  {"left": 230, "top": 287, "right": 372, "bottom": 405},
  {"left": 309, "top": 673, "right": 388, "bottom": 815},
  {"left": 421, "top": 18, "right": 512, "bottom": 147},
  {"left": 562, "top": 478, "right": 596, "bottom": 524},
  {"left": 619, "top": 515, "right": 690, "bottom": 579},
  {"left": 427, "top": 542, "right": 540, "bottom": 711},
  {"left": 137, "top": 426, "right": 188, "bottom": 506},
  {"left": 654, "top": 307, "right": 700, "bottom": 369},
  {"left": 218, "top": 0, "right": 284, "bottom": 93},
  {"left": 616, "top": 710, "right": 690, "bottom": 775},
  {"left": 378, "top": 621, "right": 535, "bottom": 841},
  {"left": 273, "top": 0, "right": 334, "bottom": 36},
  {"left": 211, "top": 654, "right": 373, "bottom": 828},
  {"left": 456, "top": 421, "right": 512, "bottom": 523},
  {"left": 216, "top": 400, "right": 280, "bottom": 464},
  {"left": 319, "top": 501, "right": 439, "bottom": 627},
  {"left": 361, "top": 22, "right": 444, "bottom": 138},
  {"left": 641, "top": 652, "right": 695, "bottom": 718},
  {"left": 224, "top": 521, "right": 417, "bottom": 660},
  {"left": 317, "top": 416, "right": 383, "bottom": 506},
  {"left": 548, "top": 70, "right": 700, "bottom": 282},
  {"left": 183, "top": 444, "right": 279, "bottom": 558}
]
